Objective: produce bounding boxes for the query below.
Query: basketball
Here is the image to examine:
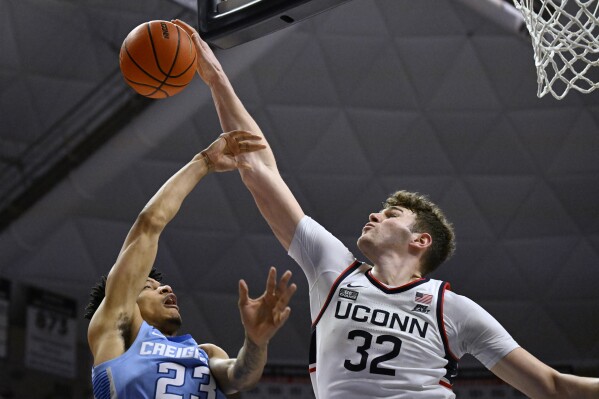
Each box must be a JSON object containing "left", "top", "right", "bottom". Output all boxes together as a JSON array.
[{"left": 119, "top": 20, "right": 197, "bottom": 99}]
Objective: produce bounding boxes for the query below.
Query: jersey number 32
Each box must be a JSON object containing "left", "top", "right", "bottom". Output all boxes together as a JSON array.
[{"left": 344, "top": 329, "right": 402, "bottom": 376}]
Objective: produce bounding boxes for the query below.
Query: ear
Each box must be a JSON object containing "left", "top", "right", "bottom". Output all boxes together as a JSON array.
[{"left": 410, "top": 232, "right": 432, "bottom": 250}]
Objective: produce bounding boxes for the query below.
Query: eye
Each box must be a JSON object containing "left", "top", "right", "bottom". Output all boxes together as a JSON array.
[
  {"left": 386, "top": 210, "right": 400, "bottom": 217},
  {"left": 143, "top": 285, "right": 151, "bottom": 290}
]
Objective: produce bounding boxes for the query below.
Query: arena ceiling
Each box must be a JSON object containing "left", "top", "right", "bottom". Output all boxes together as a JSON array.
[{"left": 1, "top": 0, "right": 598, "bottom": 375}]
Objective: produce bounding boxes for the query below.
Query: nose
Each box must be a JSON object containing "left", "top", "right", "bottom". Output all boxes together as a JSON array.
[
  {"left": 159, "top": 285, "right": 173, "bottom": 294},
  {"left": 369, "top": 212, "right": 381, "bottom": 222}
]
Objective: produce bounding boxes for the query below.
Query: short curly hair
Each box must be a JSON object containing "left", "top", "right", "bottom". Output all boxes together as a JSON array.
[
  {"left": 84, "top": 268, "right": 163, "bottom": 320},
  {"left": 383, "top": 190, "right": 455, "bottom": 276}
]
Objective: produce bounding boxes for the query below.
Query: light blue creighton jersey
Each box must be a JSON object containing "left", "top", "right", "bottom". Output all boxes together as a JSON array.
[{"left": 92, "top": 321, "right": 226, "bottom": 399}]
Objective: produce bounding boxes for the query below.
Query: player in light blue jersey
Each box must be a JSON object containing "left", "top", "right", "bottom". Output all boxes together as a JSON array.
[
  {"left": 172, "top": 18, "right": 599, "bottom": 399},
  {"left": 85, "top": 130, "right": 297, "bottom": 399}
]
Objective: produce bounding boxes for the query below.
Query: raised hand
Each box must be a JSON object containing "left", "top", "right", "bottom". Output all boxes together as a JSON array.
[
  {"left": 238, "top": 267, "right": 297, "bottom": 347},
  {"left": 171, "top": 19, "right": 223, "bottom": 85},
  {"left": 201, "top": 130, "right": 266, "bottom": 172}
]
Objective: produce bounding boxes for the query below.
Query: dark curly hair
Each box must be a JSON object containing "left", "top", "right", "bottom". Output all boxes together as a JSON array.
[
  {"left": 384, "top": 190, "right": 456, "bottom": 276},
  {"left": 84, "top": 268, "right": 163, "bottom": 320}
]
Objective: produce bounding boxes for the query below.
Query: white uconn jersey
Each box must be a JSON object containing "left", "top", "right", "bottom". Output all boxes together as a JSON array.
[{"left": 309, "top": 261, "right": 457, "bottom": 399}]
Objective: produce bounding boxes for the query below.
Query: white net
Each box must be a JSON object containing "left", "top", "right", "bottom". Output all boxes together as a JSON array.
[{"left": 512, "top": 0, "right": 599, "bottom": 99}]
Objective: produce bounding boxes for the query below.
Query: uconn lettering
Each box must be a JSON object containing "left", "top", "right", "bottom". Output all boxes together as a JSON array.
[{"left": 334, "top": 300, "right": 429, "bottom": 338}]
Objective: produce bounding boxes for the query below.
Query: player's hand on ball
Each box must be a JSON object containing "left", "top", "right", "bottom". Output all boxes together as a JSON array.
[{"left": 171, "top": 19, "right": 223, "bottom": 85}]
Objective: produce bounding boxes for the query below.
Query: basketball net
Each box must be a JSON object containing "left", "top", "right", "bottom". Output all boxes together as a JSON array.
[{"left": 511, "top": 0, "right": 599, "bottom": 99}]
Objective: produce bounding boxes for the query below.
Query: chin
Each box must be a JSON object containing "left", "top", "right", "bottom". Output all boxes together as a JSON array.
[
  {"left": 168, "top": 315, "right": 182, "bottom": 328},
  {"left": 357, "top": 236, "right": 375, "bottom": 260},
  {"left": 161, "top": 316, "right": 182, "bottom": 336},
  {"left": 357, "top": 235, "right": 370, "bottom": 251}
]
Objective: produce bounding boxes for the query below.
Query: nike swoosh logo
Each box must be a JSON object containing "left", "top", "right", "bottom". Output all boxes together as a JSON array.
[
  {"left": 347, "top": 283, "right": 366, "bottom": 288},
  {"left": 151, "top": 331, "right": 164, "bottom": 338}
]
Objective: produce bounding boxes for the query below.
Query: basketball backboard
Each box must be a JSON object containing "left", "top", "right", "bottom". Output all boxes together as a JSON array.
[{"left": 197, "top": 0, "right": 354, "bottom": 49}]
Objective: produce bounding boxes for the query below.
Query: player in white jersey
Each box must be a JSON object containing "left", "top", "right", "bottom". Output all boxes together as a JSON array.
[
  {"left": 291, "top": 216, "right": 518, "bottom": 398},
  {"left": 85, "top": 130, "right": 297, "bottom": 398},
  {"left": 174, "top": 18, "right": 599, "bottom": 398}
]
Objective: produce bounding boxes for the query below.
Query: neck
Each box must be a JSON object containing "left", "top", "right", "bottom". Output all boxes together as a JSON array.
[{"left": 367, "top": 253, "right": 422, "bottom": 287}]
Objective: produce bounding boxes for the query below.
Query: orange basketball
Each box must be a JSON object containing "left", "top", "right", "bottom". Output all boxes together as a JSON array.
[{"left": 119, "top": 20, "right": 197, "bottom": 99}]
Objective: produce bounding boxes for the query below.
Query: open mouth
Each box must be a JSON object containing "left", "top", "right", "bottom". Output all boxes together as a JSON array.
[{"left": 164, "top": 294, "right": 179, "bottom": 310}]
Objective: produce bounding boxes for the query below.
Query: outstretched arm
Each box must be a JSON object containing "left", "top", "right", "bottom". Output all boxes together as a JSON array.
[
  {"left": 491, "top": 348, "right": 599, "bottom": 398},
  {"left": 88, "top": 131, "right": 265, "bottom": 364},
  {"left": 173, "top": 19, "right": 304, "bottom": 251},
  {"left": 203, "top": 267, "right": 297, "bottom": 393}
]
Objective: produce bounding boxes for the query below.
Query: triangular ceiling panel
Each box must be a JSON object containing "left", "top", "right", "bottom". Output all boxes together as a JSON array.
[
  {"left": 451, "top": 0, "right": 511, "bottom": 36},
  {"left": 463, "top": 175, "right": 537, "bottom": 236},
  {"left": 503, "top": 236, "right": 578, "bottom": 298},
  {"left": 319, "top": 35, "right": 388, "bottom": 101},
  {"left": 176, "top": 295, "right": 216, "bottom": 343},
  {"left": 144, "top": 119, "right": 206, "bottom": 163},
  {"left": 509, "top": 107, "right": 581, "bottom": 170},
  {"left": 10, "top": 220, "right": 96, "bottom": 286},
  {"left": 265, "top": 105, "right": 342, "bottom": 168},
  {"left": 547, "top": 241, "right": 599, "bottom": 300},
  {"left": 549, "top": 174, "right": 599, "bottom": 234},
  {"left": 191, "top": 292, "right": 243, "bottom": 353},
  {"left": 250, "top": 28, "right": 312, "bottom": 97},
  {"left": 503, "top": 181, "right": 579, "bottom": 238},
  {"left": 428, "top": 40, "right": 502, "bottom": 110},
  {"left": 296, "top": 174, "right": 376, "bottom": 229},
  {"left": 255, "top": 32, "right": 339, "bottom": 107},
  {"left": 438, "top": 181, "right": 495, "bottom": 240},
  {"left": 429, "top": 111, "right": 501, "bottom": 172},
  {"left": 297, "top": 112, "right": 371, "bottom": 174},
  {"left": 465, "top": 116, "right": 536, "bottom": 174},
  {"left": 245, "top": 235, "right": 304, "bottom": 289},
  {"left": 545, "top": 301, "right": 599, "bottom": 360},
  {"left": 471, "top": 35, "right": 538, "bottom": 104},
  {"left": 346, "top": 45, "right": 420, "bottom": 110},
  {"left": 489, "top": 302, "right": 579, "bottom": 363},
  {"left": 379, "top": 176, "right": 456, "bottom": 205},
  {"left": 329, "top": 179, "right": 389, "bottom": 235},
  {"left": 12, "top": 1, "right": 100, "bottom": 81},
  {"left": 314, "top": 0, "right": 388, "bottom": 37},
  {"left": 346, "top": 108, "right": 419, "bottom": 172},
  {"left": 378, "top": 117, "right": 455, "bottom": 175},
  {"left": 436, "top": 239, "right": 497, "bottom": 293},
  {"left": 549, "top": 109, "right": 599, "bottom": 174},
  {"left": 395, "top": 36, "right": 467, "bottom": 103},
  {"left": 76, "top": 217, "right": 132, "bottom": 276},
  {"left": 162, "top": 231, "right": 250, "bottom": 293},
  {"left": 378, "top": 0, "right": 466, "bottom": 37},
  {"left": 466, "top": 245, "right": 532, "bottom": 301}
]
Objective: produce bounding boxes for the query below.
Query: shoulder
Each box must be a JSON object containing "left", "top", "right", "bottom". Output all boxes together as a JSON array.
[
  {"left": 88, "top": 302, "right": 145, "bottom": 363},
  {"left": 443, "top": 288, "right": 478, "bottom": 307},
  {"left": 442, "top": 289, "right": 489, "bottom": 324},
  {"left": 199, "top": 343, "right": 230, "bottom": 360}
]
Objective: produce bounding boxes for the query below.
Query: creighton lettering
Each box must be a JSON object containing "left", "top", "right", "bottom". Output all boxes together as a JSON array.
[
  {"left": 334, "top": 300, "right": 430, "bottom": 338},
  {"left": 140, "top": 341, "right": 205, "bottom": 361}
]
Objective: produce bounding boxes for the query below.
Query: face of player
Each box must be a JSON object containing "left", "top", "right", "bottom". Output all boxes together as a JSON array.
[
  {"left": 357, "top": 206, "right": 418, "bottom": 256},
  {"left": 137, "top": 278, "right": 182, "bottom": 336}
]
